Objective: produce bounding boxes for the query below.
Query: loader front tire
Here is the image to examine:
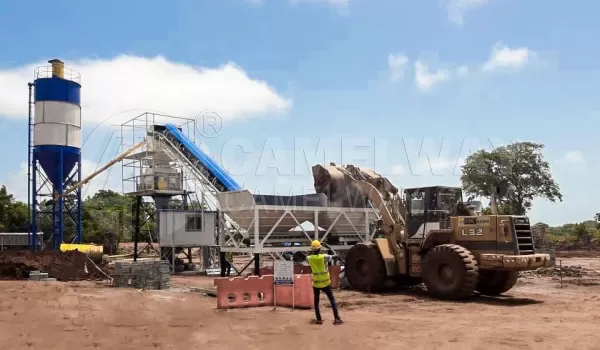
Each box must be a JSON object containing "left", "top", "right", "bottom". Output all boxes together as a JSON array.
[
  {"left": 344, "top": 243, "right": 387, "bottom": 292},
  {"left": 422, "top": 244, "right": 479, "bottom": 300},
  {"left": 476, "top": 270, "right": 519, "bottom": 296}
]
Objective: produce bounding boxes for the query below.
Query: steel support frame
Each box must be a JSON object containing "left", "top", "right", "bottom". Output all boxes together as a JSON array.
[
  {"left": 119, "top": 112, "right": 196, "bottom": 196},
  {"left": 121, "top": 112, "right": 196, "bottom": 263},
  {"left": 219, "top": 206, "right": 375, "bottom": 257},
  {"left": 30, "top": 153, "right": 82, "bottom": 250},
  {"left": 131, "top": 194, "right": 162, "bottom": 260},
  {"left": 150, "top": 120, "right": 242, "bottom": 271},
  {"left": 155, "top": 132, "right": 244, "bottom": 239},
  {"left": 121, "top": 113, "right": 225, "bottom": 273}
]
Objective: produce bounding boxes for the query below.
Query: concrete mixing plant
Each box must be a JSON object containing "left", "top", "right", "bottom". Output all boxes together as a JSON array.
[{"left": 28, "top": 59, "right": 83, "bottom": 250}]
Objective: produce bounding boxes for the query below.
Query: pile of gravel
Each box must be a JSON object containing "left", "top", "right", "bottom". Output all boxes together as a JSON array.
[{"left": 520, "top": 265, "right": 598, "bottom": 278}]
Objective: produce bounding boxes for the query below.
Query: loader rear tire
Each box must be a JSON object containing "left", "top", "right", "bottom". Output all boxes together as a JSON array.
[
  {"left": 344, "top": 243, "right": 386, "bottom": 292},
  {"left": 422, "top": 244, "right": 478, "bottom": 300},
  {"left": 476, "top": 270, "right": 519, "bottom": 296}
]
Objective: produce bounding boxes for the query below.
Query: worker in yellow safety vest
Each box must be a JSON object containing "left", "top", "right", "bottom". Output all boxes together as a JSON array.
[{"left": 306, "top": 240, "right": 343, "bottom": 325}]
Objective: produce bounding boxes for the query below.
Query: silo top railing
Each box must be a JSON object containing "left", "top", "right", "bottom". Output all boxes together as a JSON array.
[{"left": 34, "top": 65, "right": 81, "bottom": 84}]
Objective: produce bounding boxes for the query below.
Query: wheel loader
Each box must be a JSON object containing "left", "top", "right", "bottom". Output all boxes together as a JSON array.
[{"left": 312, "top": 163, "right": 551, "bottom": 300}]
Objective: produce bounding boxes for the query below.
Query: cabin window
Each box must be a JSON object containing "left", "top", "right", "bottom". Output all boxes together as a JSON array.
[
  {"left": 410, "top": 191, "right": 426, "bottom": 215},
  {"left": 185, "top": 214, "right": 203, "bottom": 231}
]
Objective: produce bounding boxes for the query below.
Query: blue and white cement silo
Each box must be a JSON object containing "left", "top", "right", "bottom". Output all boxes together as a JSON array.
[{"left": 29, "top": 59, "right": 83, "bottom": 250}]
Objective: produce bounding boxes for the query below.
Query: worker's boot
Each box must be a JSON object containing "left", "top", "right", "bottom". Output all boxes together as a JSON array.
[
  {"left": 311, "top": 319, "right": 323, "bottom": 325},
  {"left": 333, "top": 317, "right": 343, "bottom": 325}
]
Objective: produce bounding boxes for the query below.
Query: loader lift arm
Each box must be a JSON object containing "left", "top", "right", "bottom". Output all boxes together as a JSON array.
[{"left": 312, "top": 163, "right": 407, "bottom": 274}]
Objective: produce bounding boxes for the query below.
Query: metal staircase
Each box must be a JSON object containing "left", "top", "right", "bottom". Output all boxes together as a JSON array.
[
  {"left": 154, "top": 132, "right": 224, "bottom": 211},
  {"left": 513, "top": 217, "right": 535, "bottom": 255},
  {"left": 152, "top": 132, "right": 244, "bottom": 237}
]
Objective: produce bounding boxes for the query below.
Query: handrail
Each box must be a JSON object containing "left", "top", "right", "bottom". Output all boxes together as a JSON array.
[{"left": 34, "top": 65, "right": 81, "bottom": 83}]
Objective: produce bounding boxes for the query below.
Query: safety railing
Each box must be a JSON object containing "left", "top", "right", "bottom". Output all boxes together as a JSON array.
[{"left": 34, "top": 65, "right": 81, "bottom": 83}]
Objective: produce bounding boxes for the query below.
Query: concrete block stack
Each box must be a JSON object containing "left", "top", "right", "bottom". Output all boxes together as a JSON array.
[
  {"left": 113, "top": 261, "right": 131, "bottom": 287},
  {"left": 28, "top": 270, "right": 57, "bottom": 282},
  {"left": 112, "top": 260, "right": 171, "bottom": 290},
  {"left": 158, "top": 260, "right": 171, "bottom": 289}
]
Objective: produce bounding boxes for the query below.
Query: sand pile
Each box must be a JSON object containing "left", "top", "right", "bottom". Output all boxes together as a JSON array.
[{"left": 0, "top": 250, "right": 109, "bottom": 281}]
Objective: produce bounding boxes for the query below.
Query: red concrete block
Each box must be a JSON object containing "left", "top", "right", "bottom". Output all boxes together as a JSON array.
[
  {"left": 213, "top": 267, "right": 341, "bottom": 310},
  {"left": 259, "top": 265, "right": 312, "bottom": 275},
  {"left": 259, "top": 265, "right": 341, "bottom": 289},
  {"left": 274, "top": 274, "right": 314, "bottom": 309},
  {"left": 329, "top": 265, "right": 341, "bottom": 290},
  {"left": 213, "top": 275, "right": 275, "bottom": 309}
]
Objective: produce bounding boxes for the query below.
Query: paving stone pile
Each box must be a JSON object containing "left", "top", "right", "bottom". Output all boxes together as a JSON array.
[
  {"left": 112, "top": 260, "right": 171, "bottom": 290},
  {"left": 27, "top": 270, "right": 57, "bottom": 282}
]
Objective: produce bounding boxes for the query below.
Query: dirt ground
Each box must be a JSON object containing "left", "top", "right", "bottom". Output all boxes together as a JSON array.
[{"left": 0, "top": 254, "right": 599, "bottom": 350}]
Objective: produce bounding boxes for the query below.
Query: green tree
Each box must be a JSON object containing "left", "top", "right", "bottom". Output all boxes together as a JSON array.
[
  {"left": 0, "top": 185, "right": 15, "bottom": 231},
  {"left": 82, "top": 190, "right": 135, "bottom": 243},
  {"left": 461, "top": 142, "right": 562, "bottom": 215},
  {"left": 573, "top": 222, "right": 588, "bottom": 238},
  {"left": 0, "top": 185, "right": 30, "bottom": 233},
  {"left": 4, "top": 201, "right": 28, "bottom": 232},
  {"left": 481, "top": 202, "right": 515, "bottom": 215},
  {"left": 572, "top": 222, "right": 592, "bottom": 245},
  {"left": 0, "top": 184, "right": 204, "bottom": 244}
]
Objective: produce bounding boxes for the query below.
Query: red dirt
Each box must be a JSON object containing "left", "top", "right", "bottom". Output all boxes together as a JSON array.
[
  {"left": 0, "top": 257, "right": 598, "bottom": 349},
  {"left": 0, "top": 250, "right": 109, "bottom": 281},
  {"left": 555, "top": 249, "right": 600, "bottom": 258}
]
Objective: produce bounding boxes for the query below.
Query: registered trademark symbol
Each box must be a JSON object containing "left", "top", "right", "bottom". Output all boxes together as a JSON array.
[{"left": 195, "top": 110, "right": 223, "bottom": 138}]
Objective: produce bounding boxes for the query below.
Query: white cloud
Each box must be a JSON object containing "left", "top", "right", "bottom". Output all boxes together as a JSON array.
[
  {"left": 0, "top": 55, "right": 291, "bottom": 125},
  {"left": 482, "top": 42, "right": 532, "bottom": 71},
  {"left": 387, "top": 42, "right": 536, "bottom": 92},
  {"left": 388, "top": 53, "right": 409, "bottom": 82},
  {"left": 557, "top": 150, "right": 585, "bottom": 165},
  {"left": 3, "top": 162, "right": 31, "bottom": 202},
  {"left": 414, "top": 61, "right": 451, "bottom": 91},
  {"left": 447, "top": 0, "right": 492, "bottom": 26}
]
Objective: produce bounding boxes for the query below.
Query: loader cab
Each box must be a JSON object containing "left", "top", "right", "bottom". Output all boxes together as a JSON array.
[{"left": 404, "top": 186, "right": 463, "bottom": 239}]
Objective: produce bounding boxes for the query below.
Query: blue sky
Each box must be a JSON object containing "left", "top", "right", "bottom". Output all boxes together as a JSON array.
[{"left": 0, "top": 0, "right": 598, "bottom": 225}]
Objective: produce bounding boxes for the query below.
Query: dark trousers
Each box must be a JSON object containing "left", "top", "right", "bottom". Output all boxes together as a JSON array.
[
  {"left": 220, "top": 254, "right": 231, "bottom": 277},
  {"left": 313, "top": 285, "right": 340, "bottom": 320}
]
